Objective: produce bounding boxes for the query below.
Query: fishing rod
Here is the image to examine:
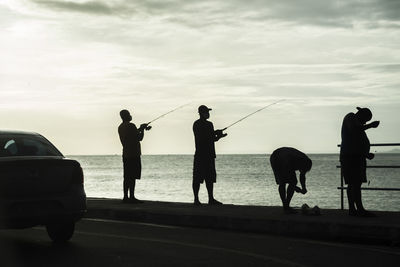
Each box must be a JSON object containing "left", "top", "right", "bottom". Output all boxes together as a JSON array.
[
  {"left": 146, "top": 102, "right": 192, "bottom": 125},
  {"left": 222, "top": 99, "right": 285, "bottom": 131}
]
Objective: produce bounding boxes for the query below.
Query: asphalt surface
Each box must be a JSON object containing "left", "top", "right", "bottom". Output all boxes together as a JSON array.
[{"left": 0, "top": 219, "right": 399, "bottom": 267}]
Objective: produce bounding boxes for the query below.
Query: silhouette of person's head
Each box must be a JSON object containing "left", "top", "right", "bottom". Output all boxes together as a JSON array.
[
  {"left": 198, "top": 105, "right": 211, "bottom": 120},
  {"left": 120, "top": 109, "right": 132, "bottom": 122},
  {"left": 356, "top": 107, "right": 372, "bottom": 124}
]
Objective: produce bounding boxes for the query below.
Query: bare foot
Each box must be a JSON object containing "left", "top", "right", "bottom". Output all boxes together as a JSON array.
[
  {"left": 129, "top": 197, "right": 144, "bottom": 204},
  {"left": 208, "top": 199, "right": 223, "bottom": 205}
]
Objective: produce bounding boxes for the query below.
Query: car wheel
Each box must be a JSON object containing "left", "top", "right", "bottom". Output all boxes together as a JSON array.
[{"left": 46, "top": 221, "right": 75, "bottom": 242}]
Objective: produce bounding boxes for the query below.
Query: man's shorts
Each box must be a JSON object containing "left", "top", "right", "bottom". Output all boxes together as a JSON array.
[
  {"left": 123, "top": 156, "right": 142, "bottom": 181},
  {"left": 270, "top": 152, "right": 297, "bottom": 185},
  {"left": 193, "top": 156, "right": 216, "bottom": 184},
  {"left": 340, "top": 156, "right": 367, "bottom": 185}
]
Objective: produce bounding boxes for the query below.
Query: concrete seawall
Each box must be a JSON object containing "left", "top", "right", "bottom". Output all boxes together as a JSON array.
[{"left": 86, "top": 198, "right": 400, "bottom": 245}]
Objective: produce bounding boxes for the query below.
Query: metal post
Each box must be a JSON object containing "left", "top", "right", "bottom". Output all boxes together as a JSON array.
[{"left": 340, "top": 167, "right": 344, "bottom": 210}]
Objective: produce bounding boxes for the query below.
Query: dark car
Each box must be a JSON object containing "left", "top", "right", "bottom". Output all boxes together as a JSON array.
[{"left": 0, "top": 130, "right": 86, "bottom": 242}]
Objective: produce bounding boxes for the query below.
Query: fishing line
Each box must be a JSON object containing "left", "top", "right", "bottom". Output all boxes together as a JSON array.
[
  {"left": 222, "top": 99, "right": 285, "bottom": 131},
  {"left": 147, "top": 102, "right": 192, "bottom": 125}
]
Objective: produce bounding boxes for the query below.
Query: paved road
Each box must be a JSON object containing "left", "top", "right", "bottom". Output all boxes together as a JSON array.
[{"left": 0, "top": 219, "right": 399, "bottom": 267}]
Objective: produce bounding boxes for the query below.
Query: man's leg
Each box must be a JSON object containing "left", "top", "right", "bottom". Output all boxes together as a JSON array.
[
  {"left": 123, "top": 179, "right": 129, "bottom": 200},
  {"left": 354, "top": 182, "right": 375, "bottom": 216},
  {"left": 206, "top": 181, "right": 222, "bottom": 205},
  {"left": 193, "top": 181, "right": 201, "bottom": 204},
  {"left": 130, "top": 157, "right": 142, "bottom": 202},
  {"left": 353, "top": 182, "right": 365, "bottom": 211},
  {"left": 347, "top": 183, "right": 356, "bottom": 215},
  {"left": 130, "top": 179, "right": 136, "bottom": 199},
  {"left": 123, "top": 157, "right": 129, "bottom": 201},
  {"left": 206, "top": 181, "right": 214, "bottom": 201},
  {"left": 286, "top": 184, "right": 295, "bottom": 207},
  {"left": 278, "top": 184, "right": 287, "bottom": 208},
  {"left": 280, "top": 183, "right": 296, "bottom": 213},
  {"left": 206, "top": 158, "right": 222, "bottom": 205}
]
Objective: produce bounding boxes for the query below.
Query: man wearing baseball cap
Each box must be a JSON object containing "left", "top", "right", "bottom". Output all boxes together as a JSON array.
[
  {"left": 192, "top": 105, "right": 227, "bottom": 205},
  {"left": 340, "top": 107, "right": 380, "bottom": 217}
]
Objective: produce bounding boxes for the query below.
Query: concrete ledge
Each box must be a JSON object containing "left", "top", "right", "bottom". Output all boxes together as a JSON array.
[{"left": 86, "top": 198, "right": 400, "bottom": 245}]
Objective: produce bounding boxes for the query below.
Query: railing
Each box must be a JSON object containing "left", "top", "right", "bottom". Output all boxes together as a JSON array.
[{"left": 336, "top": 143, "right": 400, "bottom": 210}]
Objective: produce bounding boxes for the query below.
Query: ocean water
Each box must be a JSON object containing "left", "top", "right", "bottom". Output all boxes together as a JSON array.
[{"left": 69, "top": 154, "right": 400, "bottom": 211}]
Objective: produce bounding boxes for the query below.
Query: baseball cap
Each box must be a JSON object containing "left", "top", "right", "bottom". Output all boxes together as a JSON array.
[
  {"left": 198, "top": 105, "right": 212, "bottom": 113},
  {"left": 356, "top": 107, "right": 372, "bottom": 121}
]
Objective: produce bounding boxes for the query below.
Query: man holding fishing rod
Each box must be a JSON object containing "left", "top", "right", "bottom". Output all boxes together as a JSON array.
[
  {"left": 193, "top": 105, "right": 227, "bottom": 205},
  {"left": 118, "top": 103, "right": 190, "bottom": 203},
  {"left": 118, "top": 109, "right": 151, "bottom": 203},
  {"left": 191, "top": 100, "right": 283, "bottom": 205}
]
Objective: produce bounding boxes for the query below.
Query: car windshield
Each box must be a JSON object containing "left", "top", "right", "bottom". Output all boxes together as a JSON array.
[{"left": 0, "top": 134, "right": 62, "bottom": 157}]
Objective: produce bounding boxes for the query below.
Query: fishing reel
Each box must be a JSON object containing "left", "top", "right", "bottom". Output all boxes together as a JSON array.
[
  {"left": 215, "top": 129, "right": 227, "bottom": 138},
  {"left": 140, "top": 123, "right": 152, "bottom": 131}
]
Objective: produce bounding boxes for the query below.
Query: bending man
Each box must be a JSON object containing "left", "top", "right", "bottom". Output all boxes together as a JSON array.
[{"left": 270, "top": 147, "right": 312, "bottom": 214}]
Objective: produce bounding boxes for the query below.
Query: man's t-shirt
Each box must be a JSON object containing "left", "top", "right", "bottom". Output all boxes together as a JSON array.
[
  {"left": 340, "top": 112, "right": 370, "bottom": 159},
  {"left": 118, "top": 122, "right": 141, "bottom": 158},
  {"left": 271, "top": 147, "right": 309, "bottom": 172},
  {"left": 270, "top": 147, "right": 310, "bottom": 184},
  {"left": 193, "top": 119, "right": 216, "bottom": 159}
]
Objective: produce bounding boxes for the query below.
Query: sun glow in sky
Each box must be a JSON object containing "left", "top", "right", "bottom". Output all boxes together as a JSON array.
[{"left": 1, "top": 0, "right": 400, "bottom": 155}]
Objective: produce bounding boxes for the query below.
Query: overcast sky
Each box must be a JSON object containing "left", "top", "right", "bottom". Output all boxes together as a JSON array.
[{"left": 1, "top": 0, "right": 399, "bottom": 155}]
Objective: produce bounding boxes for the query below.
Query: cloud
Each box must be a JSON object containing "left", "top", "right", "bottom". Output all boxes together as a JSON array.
[
  {"left": 31, "top": 0, "right": 116, "bottom": 15},
  {"left": 27, "top": 0, "right": 400, "bottom": 29},
  {"left": 245, "top": 0, "right": 400, "bottom": 27},
  {"left": 1, "top": 0, "right": 399, "bottom": 154}
]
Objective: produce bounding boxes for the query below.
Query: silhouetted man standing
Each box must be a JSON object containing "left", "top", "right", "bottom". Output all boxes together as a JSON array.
[
  {"left": 340, "top": 107, "right": 379, "bottom": 216},
  {"left": 118, "top": 109, "right": 151, "bottom": 203},
  {"left": 193, "top": 105, "right": 227, "bottom": 205},
  {"left": 270, "top": 147, "right": 312, "bottom": 214}
]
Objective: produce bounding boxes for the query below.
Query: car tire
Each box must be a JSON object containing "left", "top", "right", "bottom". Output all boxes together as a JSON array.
[{"left": 46, "top": 221, "right": 75, "bottom": 242}]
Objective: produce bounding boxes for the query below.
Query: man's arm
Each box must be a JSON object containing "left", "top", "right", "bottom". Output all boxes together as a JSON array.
[
  {"left": 363, "top": 121, "right": 380, "bottom": 131},
  {"left": 214, "top": 129, "right": 227, "bottom": 141},
  {"left": 299, "top": 172, "right": 307, "bottom": 194},
  {"left": 118, "top": 128, "right": 124, "bottom": 145},
  {"left": 346, "top": 114, "right": 379, "bottom": 131},
  {"left": 137, "top": 128, "right": 144, "bottom": 141},
  {"left": 138, "top": 123, "right": 151, "bottom": 141}
]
